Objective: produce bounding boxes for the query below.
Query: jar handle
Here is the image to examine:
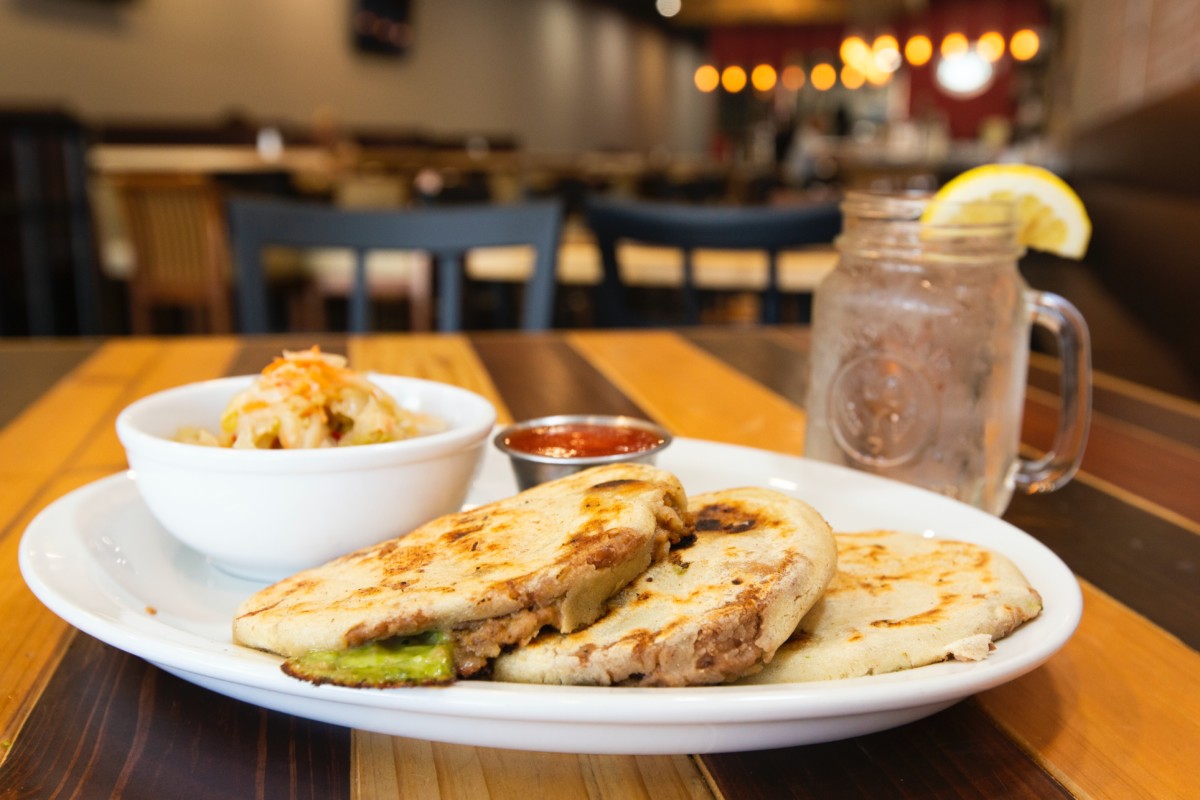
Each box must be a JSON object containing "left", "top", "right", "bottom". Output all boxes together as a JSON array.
[{"left": 1016, "top": 291, "right": 1092, "bottom": 494}]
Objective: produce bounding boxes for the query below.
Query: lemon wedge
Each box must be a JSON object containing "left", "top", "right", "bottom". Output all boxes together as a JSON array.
[{"left": 922, "top": 163, "right": 1092, "bottom": 258}]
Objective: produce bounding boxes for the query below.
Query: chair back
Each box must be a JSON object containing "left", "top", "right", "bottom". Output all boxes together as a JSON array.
[
  {"left": 112, "top": 172, "right": 232, "bottom": 334},
  {"left": 228, "top": 198, "right": 563, "bottom": 332},
  {"left": 584, "top": 196, "right": 841, "bottom": 326}
]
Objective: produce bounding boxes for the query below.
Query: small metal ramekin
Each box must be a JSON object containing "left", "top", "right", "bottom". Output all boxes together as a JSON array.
[{"left": 493, "top": 414, "right": 673, "bottom": 490}]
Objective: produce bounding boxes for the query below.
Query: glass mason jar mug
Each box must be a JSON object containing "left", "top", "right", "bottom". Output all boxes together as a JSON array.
[{"left": 804, "top": 192, "right": 1091, "bottom": 515}]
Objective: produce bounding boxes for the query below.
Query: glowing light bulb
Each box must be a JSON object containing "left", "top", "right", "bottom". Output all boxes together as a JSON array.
[
  {"left": 1010, "top": 29, "right": 1040, "bottom": 61},
  {"left": 721, "top": 65, "right": 748, "bottom": 93},
  {"left": 694, "top": 65, "right": 720, "bottom": 93},
  {"left": 840, "top": 36, "right": 871, "bottom": 70},
  {"left": 977, "top": 31, "right": 1006, "bottom": 62},
  {"left": 751, "top": 64, "right": 778, "bottom": 92},
  {"left": 810, "top": 63, "right": 837, "bottom": 91},
  {"left": 941, "top": 32, "right": 969, "bottom": 58},
  {"left": 655, "top": 0, "right": 681, "bottom": 18},
  {"left": 905, "top": 35, "right": 933, "bottom": 66},
  {"left": 781, "top": 65, "right": 806, "bottom": 91}
]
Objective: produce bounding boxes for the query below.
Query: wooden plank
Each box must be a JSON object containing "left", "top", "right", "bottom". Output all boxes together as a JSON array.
[
  {"left": 471, "top": 333, "right": 648, "bottom": 422},
  {"left": 978, "top": 579, "right": 1200, "bottom": 800},
  {"left": 226, "top": 334, "right": 350, "bottom": 376},
  {"left": 0, "top": 341, "right": 97, "bottom": 428},
  {"left": 0, "top": 339, "right": 158, "bottom": 514},
  {"left": 1022, "top": 388, "right": 1200, "bottom": 525},
  {"left": 567, "top": 331, "right": 806, "bottom": 453},
  {"left": 1004, "top": 481, "right": 1200, "bottom": 650},
  {"left": 701, "top": 700, "right": 1072, "bottom": 800},
  {"left": 1029, "top": 353, "right": 1200, "bottom": 449},
  {"left": 683, "top": 327, "right": 810, "bottom": 407},
  {"left": 349, "top": 335, "right": 513, "bottom": 424},
  {"left": 352, "top": 734, "right": 712, "bottom": 800},
  {"left": 0, "top": 635, "right": 351, "bottom": 798},
  {"left": 68, "top": 337, "right": 246, "bottom": 473}
]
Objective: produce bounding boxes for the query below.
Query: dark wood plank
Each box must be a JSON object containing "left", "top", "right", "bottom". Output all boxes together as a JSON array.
[
  {"left": 1022, "top": 395, "right": 1200, "bottom": 524},
  {"left": 470, "top": 332, "right": 649, "bottom": 421},
  {"left": 0, "top": 340, "right": 98, "bottom": 428},
  {"left": 0, "top": 634, "right": 351, "bottom": 800},
  {"left": 1029, "top": 360, "right": 1200, "bottom": 450},
  {"left": 1004, "top": 482, "right": 1200, "bottom": 650},
  {"left": 226, "top": 334, "right": 350, "bottom": 376},
  {"left": 683, "top": 328, "right": 810, "bottom": 404},
  {"left": 701, "top": 700, "right": 1071, "bottom": 800}
]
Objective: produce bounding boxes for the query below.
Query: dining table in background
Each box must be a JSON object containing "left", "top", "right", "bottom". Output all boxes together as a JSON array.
[{"left": 1, "top": 329, "right": 1196, "bottom": 799}]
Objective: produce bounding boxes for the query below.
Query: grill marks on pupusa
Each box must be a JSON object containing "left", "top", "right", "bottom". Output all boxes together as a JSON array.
[
  {"left": 232, "top": 463, "right": 690, "bottom": 686},
  {"left": 491, "top": 487, "right": 836, "bottom": 687}
]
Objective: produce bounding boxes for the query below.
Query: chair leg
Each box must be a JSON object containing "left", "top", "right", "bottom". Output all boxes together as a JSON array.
[
  {"left": 409, "top": 258, "right": 432, "bottom": 332},
  {"left": 129, "top": 286, "right": 153, "bottom": 335},
  {"left": 290, "top": 281, "right": 327, "bottom": 332},
  {"left": 209, "top": 292, "right": 233, "bottom": 334}
]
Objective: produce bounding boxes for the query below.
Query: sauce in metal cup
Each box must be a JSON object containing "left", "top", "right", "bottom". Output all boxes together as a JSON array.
[{"left": 494, "top": 415, "right": 672, "bottom": 490}]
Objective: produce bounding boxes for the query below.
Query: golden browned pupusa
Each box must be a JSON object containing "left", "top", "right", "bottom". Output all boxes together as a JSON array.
[
  {"left": 232, "top": 463, "right": 690, "bottom": 682},
  {"left": 491, "top": 487, "right": 836, "bottom": 686},
  {"left": 742, "top": 530, "right": 1043, "bottom": 684}
]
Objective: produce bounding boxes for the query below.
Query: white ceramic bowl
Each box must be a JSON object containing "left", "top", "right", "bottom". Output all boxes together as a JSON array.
[{"left": 116, "top": 374, "right": 496, "bottom": 582}]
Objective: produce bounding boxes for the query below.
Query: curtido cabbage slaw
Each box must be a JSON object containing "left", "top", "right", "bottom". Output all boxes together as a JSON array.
[{"left": 177, "top": 347, "right": 443, "bottom": 449}]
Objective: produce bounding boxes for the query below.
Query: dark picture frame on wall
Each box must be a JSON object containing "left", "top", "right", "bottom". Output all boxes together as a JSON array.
[{"left": 351, "top": 0, "right": 412, "bottom": 57}]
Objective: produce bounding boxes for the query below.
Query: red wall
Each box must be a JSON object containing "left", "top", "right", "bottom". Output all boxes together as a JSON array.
[{"left": 707, "top": 0, "right": 1049, "bottom": 140}]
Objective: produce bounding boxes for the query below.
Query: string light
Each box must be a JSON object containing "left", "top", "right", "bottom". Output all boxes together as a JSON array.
[
  {"left": 977, "top": 31, "right": 1006, "bottom": 62},
  {"left": 751, "top": 64, "right": 778, "bottom": 92},
  {"left": 721, "top": 65, "right": 748, "bottom": 93},
  {"left": 1010, "top": 29, "right": 1040, "bottom": 61},
  {"left": 905, "top": 35, "right": 933, "bottom": 66},
  {"left": 781, "top": 65, "right": 806, "bottom": 91},
  {"left": 873, "top": 34, "right": 902, "bottom": 72},
  {"left": 693, "top": 20, "right": 1043, "bottom": 96},
  {"left": 840, "top": 36, "right": 871, "bottom": 71},
  {"left": 693, "top": 65, "right": 720, "bottom": 92},
  {"left": 864, "top": 58, "right": 892, "bottom": 86},
  {"left": 810, "top": 63, "right": 837, "bottom": 91},
  {"left": 941, "top": 32, "right": 969, "bottom": 58}
]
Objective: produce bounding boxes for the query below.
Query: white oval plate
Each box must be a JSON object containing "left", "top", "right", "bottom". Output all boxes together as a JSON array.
[{"left": 20, "top": 438, "right": 1081, "bottom": 755}]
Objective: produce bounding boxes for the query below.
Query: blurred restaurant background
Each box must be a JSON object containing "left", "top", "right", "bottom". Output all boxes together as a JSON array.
[{"left": 1, "top": 0, "right": 1197, "bottom": 398}]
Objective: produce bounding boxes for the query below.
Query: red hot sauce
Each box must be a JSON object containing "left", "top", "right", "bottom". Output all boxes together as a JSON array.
[{"left": 503, "top": 423, "right": 664, "bottom": 459}]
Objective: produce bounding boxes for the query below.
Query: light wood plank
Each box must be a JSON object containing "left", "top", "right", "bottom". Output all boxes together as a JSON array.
[
  {"left": 68, "top": 338, "right": 245, "bottom": 472},
  {"left": 348, "top": 335, "right": 514, "bottom": 424},
  {"left": 352, "top": 733, "right": 713, "bottom": 800},
  {"left": 567, "top": 331, "right": 806, "bottom": 453},
  {"left": 978, "top": 578, "right": 1200, "bottom": 800}
]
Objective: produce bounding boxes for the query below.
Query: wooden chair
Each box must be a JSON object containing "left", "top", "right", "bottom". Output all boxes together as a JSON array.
[
  {"left": 227, "top": 198, "right": 563, "bottom": 333},
  {"left": 584, "top": 196, "right": 841, "bottom": 326},
  {"left": 111, "top": 173, "right": 233, "bottom": 334}
]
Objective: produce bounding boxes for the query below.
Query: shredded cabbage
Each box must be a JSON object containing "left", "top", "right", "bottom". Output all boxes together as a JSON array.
[{"left": 176, "top": 347, "right": 443, "bottom": 449}]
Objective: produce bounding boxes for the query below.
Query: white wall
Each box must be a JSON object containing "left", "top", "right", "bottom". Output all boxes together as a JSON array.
[
  {"left": 1062, "top": 0, "right": 1200, "bottom": 132},
  {"left": 0, "top": 0, "right": 714, "bottom": 154}
]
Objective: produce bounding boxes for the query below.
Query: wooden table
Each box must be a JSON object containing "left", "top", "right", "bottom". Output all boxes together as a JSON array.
[{"left": 1, "top": 330, "right": 1197, "bottom": 798}]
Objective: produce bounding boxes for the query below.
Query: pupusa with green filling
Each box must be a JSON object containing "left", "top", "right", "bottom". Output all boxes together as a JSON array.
[{"left": 231, "top": 462, "right": 690, "bottom": 686}]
